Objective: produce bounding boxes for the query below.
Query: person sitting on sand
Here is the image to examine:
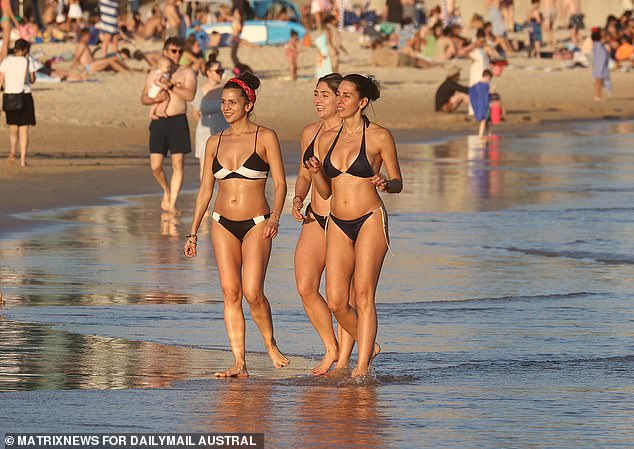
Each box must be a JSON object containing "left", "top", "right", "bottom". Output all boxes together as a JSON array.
[
  {"left": 435, "top": 65, "right": 470, "bottom": 112},
  {"left": 71, "top": 28, "right": 131, "bottom": 73},
  {"left": 180, "top": 35, "right": 205, "bottom": 73},
  {"left": 371, "top": 38, "right": 440, "bottom": 69}
]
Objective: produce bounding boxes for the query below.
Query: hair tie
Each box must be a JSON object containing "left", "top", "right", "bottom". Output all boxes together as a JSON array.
[{"left": 228, "top": 78, "right": 256, "bottom": 104}]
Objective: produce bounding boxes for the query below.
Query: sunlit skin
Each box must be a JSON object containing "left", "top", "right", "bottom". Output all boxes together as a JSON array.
[
  {"left": 305, "top": 79, "right": 403, "bottom": 378},
  {"left": 184, "top": 85, "right": 289, "bottom": 378},
  {"left": 293, "top": 81, "right": 356, "bottom": 376}
]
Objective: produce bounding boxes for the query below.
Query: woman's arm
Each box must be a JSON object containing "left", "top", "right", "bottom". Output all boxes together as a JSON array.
[
  {"left": 292, "top": 126, "right": 314, "bottom": 221},
  {"left": 262, "top": 128, "right": 287, "bottom": 239},
  {"left": 306, "top": 133, "right": 332, "bottom": 200},
  {"left": 370, "top": 127, "right": 403, "bottom": 193},
  {"left": 184, "top": 136, "right": 217, "bottom": 257}
]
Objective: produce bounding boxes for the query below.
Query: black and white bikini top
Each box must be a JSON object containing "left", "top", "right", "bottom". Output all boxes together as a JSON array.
[
  {"left": 212, "top": 126, "right": 269, "bottom": 180},
  {"left": 302, "top": 123, "right": 323, "bottom": 164},
  {"left": 323, "top": 123, "right": 374, "bottom": 179}
]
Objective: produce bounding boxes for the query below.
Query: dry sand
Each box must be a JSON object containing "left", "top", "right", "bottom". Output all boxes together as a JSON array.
[{"left": 1, "top": 31, "right": 633, "bottom": 231}]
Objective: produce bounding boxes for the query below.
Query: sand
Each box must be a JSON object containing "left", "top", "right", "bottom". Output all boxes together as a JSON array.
[{"left": 1, "top": 30, "right": 633, "bottom": 231}]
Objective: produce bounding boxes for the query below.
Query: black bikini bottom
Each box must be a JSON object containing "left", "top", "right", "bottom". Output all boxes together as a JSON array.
[
  {"left": 327, "top": 206, "right": 389, "bottom": 246},
  {"left": 304, "top": 202, "right": 327, "bottom": 231},
  {"left": 212, "top": 211, "right": 270, "bottom": 242}
]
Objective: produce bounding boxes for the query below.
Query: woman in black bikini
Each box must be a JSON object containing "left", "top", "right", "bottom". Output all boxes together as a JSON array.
[
  {"left": 306, "top": 74, "right": 403, "bottom": 378},
  {"left": 184, "top": 72, "right": 289, "bottom": 378},
  {"left": 293, "top": 73, "right": 356, "bottom": 376}
]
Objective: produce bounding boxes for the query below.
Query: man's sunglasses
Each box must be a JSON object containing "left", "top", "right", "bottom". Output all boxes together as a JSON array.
[{"left": 168, "top": 48, "right": 183, "bottom": 54}]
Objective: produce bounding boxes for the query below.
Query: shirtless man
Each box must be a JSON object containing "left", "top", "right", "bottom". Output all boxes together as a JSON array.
[
  {"left": 71, "top": 28, "right": 131, "bottom": 73},
  {"left": 542, "top": 0, "right": 558, "bottom": 48},
  {"left": 164, "top": 0, "right": 183, "bottom": 38},
  {"left": 564, "top": 0, "right": 583, "bottom": 46},
  {"left": 140, "top": 37, "right": 197, "bottom": 215}
]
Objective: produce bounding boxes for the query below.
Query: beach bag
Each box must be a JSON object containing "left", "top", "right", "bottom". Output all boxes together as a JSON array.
[{"left": 2, "top": 93, "right": 26, "bottom": 112}]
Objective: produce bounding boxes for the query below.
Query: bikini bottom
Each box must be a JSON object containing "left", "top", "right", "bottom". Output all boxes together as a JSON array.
[
  {"left": 327, "top": 206, "right": 390, "bottom": 249},
  {"left": 304, "top": 202, "right": 328, "bottom": 231},
  {"left": 212, "top": 211, "right": 270, "bottom": 242}
]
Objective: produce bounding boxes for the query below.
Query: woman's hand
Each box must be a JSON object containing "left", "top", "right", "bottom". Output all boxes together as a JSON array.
[
  {"left": 304, "top": 156, "right": 322, "bottom": 174},
  {"left": 263, "top": 217, "right": 279, "bottom": 239},
  {"left": 291, "top": 196, "right": 305, "bottom": 222},
  {"left": 183, "top": 235, "right": 198, "bottom": 257},
  {"left": 371, "top": 173, "right": 389, "bottom": 191}
]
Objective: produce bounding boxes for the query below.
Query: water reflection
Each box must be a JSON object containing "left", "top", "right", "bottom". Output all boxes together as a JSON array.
[{"left": 0, "top": 319, "right": 213, "bottom": 391}]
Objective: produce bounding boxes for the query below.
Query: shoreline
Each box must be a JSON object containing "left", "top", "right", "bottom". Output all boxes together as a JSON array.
[{"left": 2, "top": 116, "right": 632, "bottom": 236}]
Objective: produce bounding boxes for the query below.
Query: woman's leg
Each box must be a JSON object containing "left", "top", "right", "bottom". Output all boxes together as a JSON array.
[
  {"left": 594, "top": 78, "right": 603, "bottom": 100},
  {"left": 325, "top": 220, "right": 357, "bottom": 341},
  {"left": 1, "top": 20, "right": 11, "bottom": 61},
  {"left": 333, "top": 281, "right": 356, "bottom": 371},
  {"left": 9, "top": 125, "right": 19, "bottom": 160},
  {"left": 294, "top": 220, "right": 338, "bottom": 375},
  {"left": 211, "top": 220, "right": 248, "bottom": 377},
  {"left": 242, "top": 220, "right": 289, "bottom": 369},
  {"left": 18, "top": 125, "right": 29, "bottom": 167},
  {"left": 351, "top": 212, "right": 388, "bottom": 377}
]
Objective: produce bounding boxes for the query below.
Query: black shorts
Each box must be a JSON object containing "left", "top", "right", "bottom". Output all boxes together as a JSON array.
[
  {"left": 149, "top": 114, "right": 191, "bottom": 156},
  {"left": 5, "top": 93, "right": 36, "bottom": 126}
]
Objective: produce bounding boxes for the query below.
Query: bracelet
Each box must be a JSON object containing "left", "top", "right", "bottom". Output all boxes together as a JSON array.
[
  {"left": 185, "top": 233, "right": 198, "bottom": 242},
  {"left": 292, "top": 195, "right": 303, "bottom": 203}
]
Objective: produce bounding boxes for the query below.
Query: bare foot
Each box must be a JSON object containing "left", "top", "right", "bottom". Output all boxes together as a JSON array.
[
  {"left": 7, "top": 153, "right": 16, "bottom": 164},
  {"left": 267, "top": 343, "right": 290, "bottom": 369},
  {"left": 167, "top": 208, "right": 181, "bottom": 216},
  {"left": 161, "top": 193, "right": 170, "bottom": 212},
  {"left": 351, "top": 343, "right": 381, "bottom": 378},
  {"left": 310, "top": 349, "right": 338, "bottom": 376},
  {"left": 214, "top": 364, "right": 248, "bottom": 378},
  {"left": 20, "top": 161, "right": 27, "bottom": 168},
  {"left": 324, "top": 366, "right": 351, "bottom": 379}
]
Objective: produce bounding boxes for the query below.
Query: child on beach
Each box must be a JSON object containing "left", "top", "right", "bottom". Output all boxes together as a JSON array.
[
  {"left": 285, "top": 29, "right": 300, "bottom": 80},
  {"left": 147, "top": 56, "right": 172, "bottom": 119},
  {"left": 469, "top": 69, "right": 493, "bottom": 138},
  {"left": 527, "top": 0, "right": 543, "bottom": 58},
  {"left": 591, "top": 28, "right": 611, "bottom": 101},
  {"left": 489, "top": 92, "right": 504, "bottom": 133}
]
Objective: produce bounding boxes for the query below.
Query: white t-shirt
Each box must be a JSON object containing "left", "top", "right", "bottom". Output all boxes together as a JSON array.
[{"left": 0, "top": 56, "right": 36, "bottom": 94}]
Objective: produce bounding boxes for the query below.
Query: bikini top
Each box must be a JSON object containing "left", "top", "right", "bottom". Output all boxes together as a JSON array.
[
  {"left": 323, "top": 123, "right": 374, "bottom": 179},
  {"left": 212, "top": 126, "right": 269, "bottom": 180},
  {"left": 302, "top": 123, "right": 323, "bottom": 164}
]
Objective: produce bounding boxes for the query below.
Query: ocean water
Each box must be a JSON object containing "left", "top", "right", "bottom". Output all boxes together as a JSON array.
[{"left": 1, "top": 121, "right": 634, "bottom": 448}]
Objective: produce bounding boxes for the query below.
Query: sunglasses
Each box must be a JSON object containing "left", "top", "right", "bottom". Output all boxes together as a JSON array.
[
  {"left": 168, "top": 48, "right": 183, "bottom": 54},
  {"left": 211, "top": 68, "right": 225, "bottom": 75}
]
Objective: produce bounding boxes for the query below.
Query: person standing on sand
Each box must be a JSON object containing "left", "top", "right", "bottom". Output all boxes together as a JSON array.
[
  {"left": 184, "top": 72, "right": 289, "bottom": 378},
  {"left": 0, "top": 39, "right": 36, "bottom": 167},
  {"left": 564, "top": 0, "right": 584, "bottom": 47},
  {"left": 99, "top": 0, "right": 120, "bottom": 58},
  {"left": 306, "top": 74, "right": 403, "bottom": 378},
  {"left": 542, "top": 0, "right": 558, "bottom": 49},
  {"left": 140, "top": 37, "right": 197, "bottom": 215},
  {"left": 591, "top": 28, "right": 611, "bottom": 101},
  {"left": 1, "top": 0, "right": 20, "bottom": 62}
]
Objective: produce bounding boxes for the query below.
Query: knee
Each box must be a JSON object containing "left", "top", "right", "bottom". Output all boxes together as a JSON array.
[
  {"left": 222, "top": 287, "right": 242, "bottom": 306},
  {"left": 296, "top": 277, "right": 320, "bottom": 302},
  {"left": 326, "top": 291, "right": 348, "bottom": 315},
  {"left": 243, "top": 286, "right": 265, "bottom": 307},
  {"left": 150, "top": 164, "right": 163, "bottom": 176},
  {"left": 352, "top": 288, "right": 375, "bottom": 311}
]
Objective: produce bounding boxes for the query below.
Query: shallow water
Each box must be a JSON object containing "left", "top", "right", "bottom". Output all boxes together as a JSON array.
[{"left": 1, "top": 121, "right": 634, "bottom": 448}]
